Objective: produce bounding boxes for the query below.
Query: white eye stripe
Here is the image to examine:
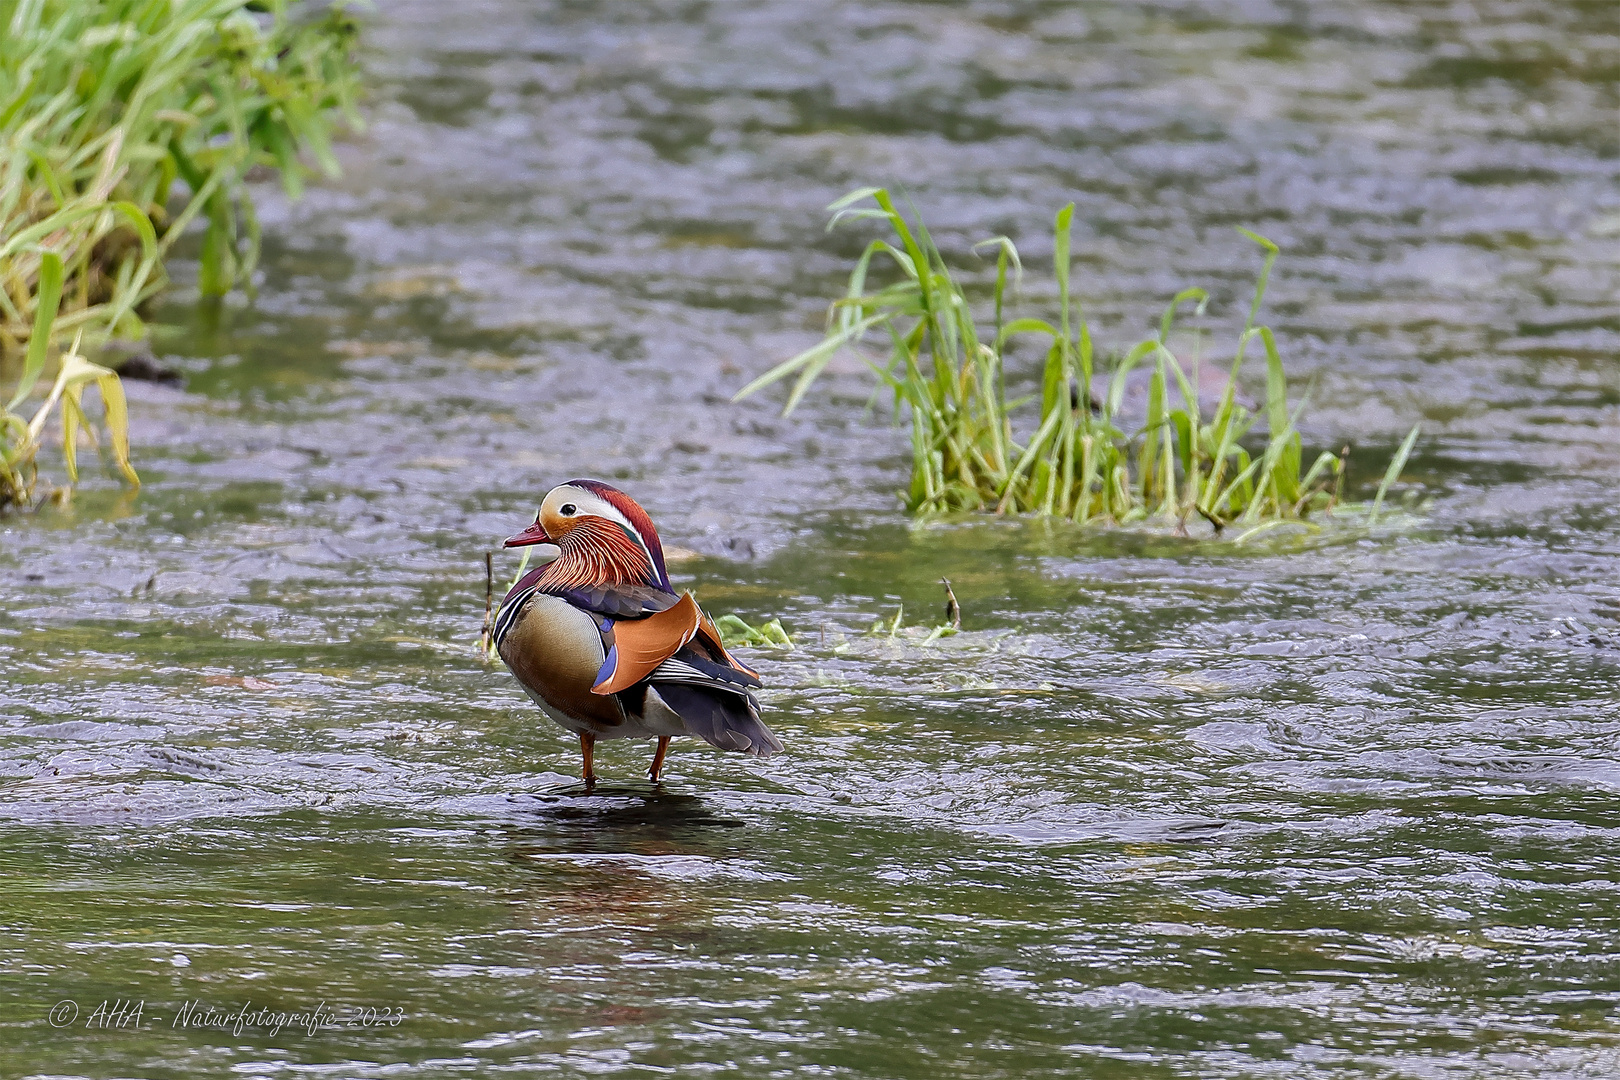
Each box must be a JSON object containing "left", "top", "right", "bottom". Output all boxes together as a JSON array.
[
  {"left": 553, "top": 489, "right": 628, "bottom": 530},
  {"left": 548, "top": 487, "right": 655, "bottom": 568}
]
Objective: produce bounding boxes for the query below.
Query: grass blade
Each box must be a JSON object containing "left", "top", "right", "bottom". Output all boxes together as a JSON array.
[
  {"left": 8, "top": 249, "right": 62, "bottom": 410},
  {"left": 1370, "top": 424, "right": 1420, "bottom": 523}
]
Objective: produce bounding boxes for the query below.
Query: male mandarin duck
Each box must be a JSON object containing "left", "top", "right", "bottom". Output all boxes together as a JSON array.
[{"left": 492, "top": 479, "right": 781, "bottom": 786}]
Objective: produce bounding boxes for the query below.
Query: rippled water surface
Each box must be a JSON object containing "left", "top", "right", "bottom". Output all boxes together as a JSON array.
[{"left": 5, "top": 1, "right": 1620, "bottom": 1076}]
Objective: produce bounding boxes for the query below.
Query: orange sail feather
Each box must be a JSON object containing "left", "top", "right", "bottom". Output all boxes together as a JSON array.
[{"left": 591, "top": 592, "right": 702, "bottom": 695}]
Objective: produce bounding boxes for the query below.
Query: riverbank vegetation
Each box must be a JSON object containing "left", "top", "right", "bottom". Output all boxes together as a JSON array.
[
  {"left": 738, "top": 188, "right": 1418, "bottom": 535},
  {"left": 1, "top": 0, "right": 360, "bottom": 508}
]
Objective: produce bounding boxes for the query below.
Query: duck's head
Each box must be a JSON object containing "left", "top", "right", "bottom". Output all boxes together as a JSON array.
[{"left": 505, "top": 479, "right": 671, "bottom": 590}]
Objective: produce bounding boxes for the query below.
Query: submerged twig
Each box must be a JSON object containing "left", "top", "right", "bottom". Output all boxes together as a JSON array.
[
  {"left": 1195, "top": 504, "right": 1226, "bottom": 536},
  {"left": 477, "top": 551, "right": 494, "bottom": 658}
]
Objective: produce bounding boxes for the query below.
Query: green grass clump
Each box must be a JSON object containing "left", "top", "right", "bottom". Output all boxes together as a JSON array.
[
  {"left": 1, "top": 320, "right": 139, "bottom": 507},
  {"left": 714, "top": 614, "right": 794, "bottom": 649},
  {"left": 738, "top": 188, "right": 1418, "bottom": 533},
  {"left": 0, "top": 0, "right": 361, "bottom": 507}
]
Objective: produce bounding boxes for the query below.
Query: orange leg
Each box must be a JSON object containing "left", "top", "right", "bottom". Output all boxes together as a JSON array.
[
  {"left": 579, "top": 732, "right": 596, "bottom": 788},
  {"left": 649, "top": 736, "right": 670, "bottom": 782}
]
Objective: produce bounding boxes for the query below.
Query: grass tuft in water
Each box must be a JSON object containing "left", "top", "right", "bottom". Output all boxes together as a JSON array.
[
  {"left": 714, "top": 614, "right": 794, "bottom": 649},
  {"left": 737, "top": 188, "right": 1418, "bottom": 530},
  {"left": 0, "top": 0, "right": 361, "bottom": 507},
  {"left": 1, "top": 262, "right": 136, "bottom": 507}
]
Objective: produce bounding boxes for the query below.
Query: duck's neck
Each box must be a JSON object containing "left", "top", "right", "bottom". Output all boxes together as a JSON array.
[{"left": 539, "top": 520, "right": 668, "bottom": 592}]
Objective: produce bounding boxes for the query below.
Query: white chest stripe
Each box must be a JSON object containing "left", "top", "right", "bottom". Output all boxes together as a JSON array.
[{"left": 492, "top": 586, "right": 538, "bottom": 648}]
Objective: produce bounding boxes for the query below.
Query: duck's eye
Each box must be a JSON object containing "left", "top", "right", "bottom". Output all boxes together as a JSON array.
[{"left": 560, "top": 503, "right": 577, "bottom": 516}]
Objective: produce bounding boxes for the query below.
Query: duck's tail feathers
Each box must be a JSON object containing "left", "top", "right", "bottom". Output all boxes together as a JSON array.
[{"left": 650, "top": 682, "right": 783, "bottom": 757}]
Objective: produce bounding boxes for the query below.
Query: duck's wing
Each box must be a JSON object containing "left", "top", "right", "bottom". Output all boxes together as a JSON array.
[
  {"left": 694, "top": 609, "right": 759, "bottom": 679},
  {"left": 585, "top": 591, "right": 781, "bottom": 756},
  {"left": 591, "top": 592, "right": 704, "bottom": 695},
  {"left": 591, "top": 593, "right": 766, "bottom": 696}
]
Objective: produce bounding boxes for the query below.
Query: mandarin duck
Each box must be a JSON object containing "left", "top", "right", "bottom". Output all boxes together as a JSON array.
[{"left": 492, "top": 479, "right": 781, "bottom": 786}]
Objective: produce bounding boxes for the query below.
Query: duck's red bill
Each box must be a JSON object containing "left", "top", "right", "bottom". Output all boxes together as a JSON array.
[{"left": 504, "top": 522, "right": 552, "bottom": 548}]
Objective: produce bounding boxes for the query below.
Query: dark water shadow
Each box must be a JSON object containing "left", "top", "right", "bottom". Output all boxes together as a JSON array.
[{"left": 499, "top": 787, "right": 748, "bottom": 861}]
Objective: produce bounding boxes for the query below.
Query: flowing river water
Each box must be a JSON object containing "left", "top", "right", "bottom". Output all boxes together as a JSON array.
[{"left": 4, "top": 2, "right": 1620, "bottom": 1076}]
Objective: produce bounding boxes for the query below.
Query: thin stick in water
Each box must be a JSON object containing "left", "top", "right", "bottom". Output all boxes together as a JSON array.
[
  {"left": 478, "top": 551, "right": 494, "bottom": 656},
  {"left": 941, "top": 578, "right": 961, "bottom": 631}
]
